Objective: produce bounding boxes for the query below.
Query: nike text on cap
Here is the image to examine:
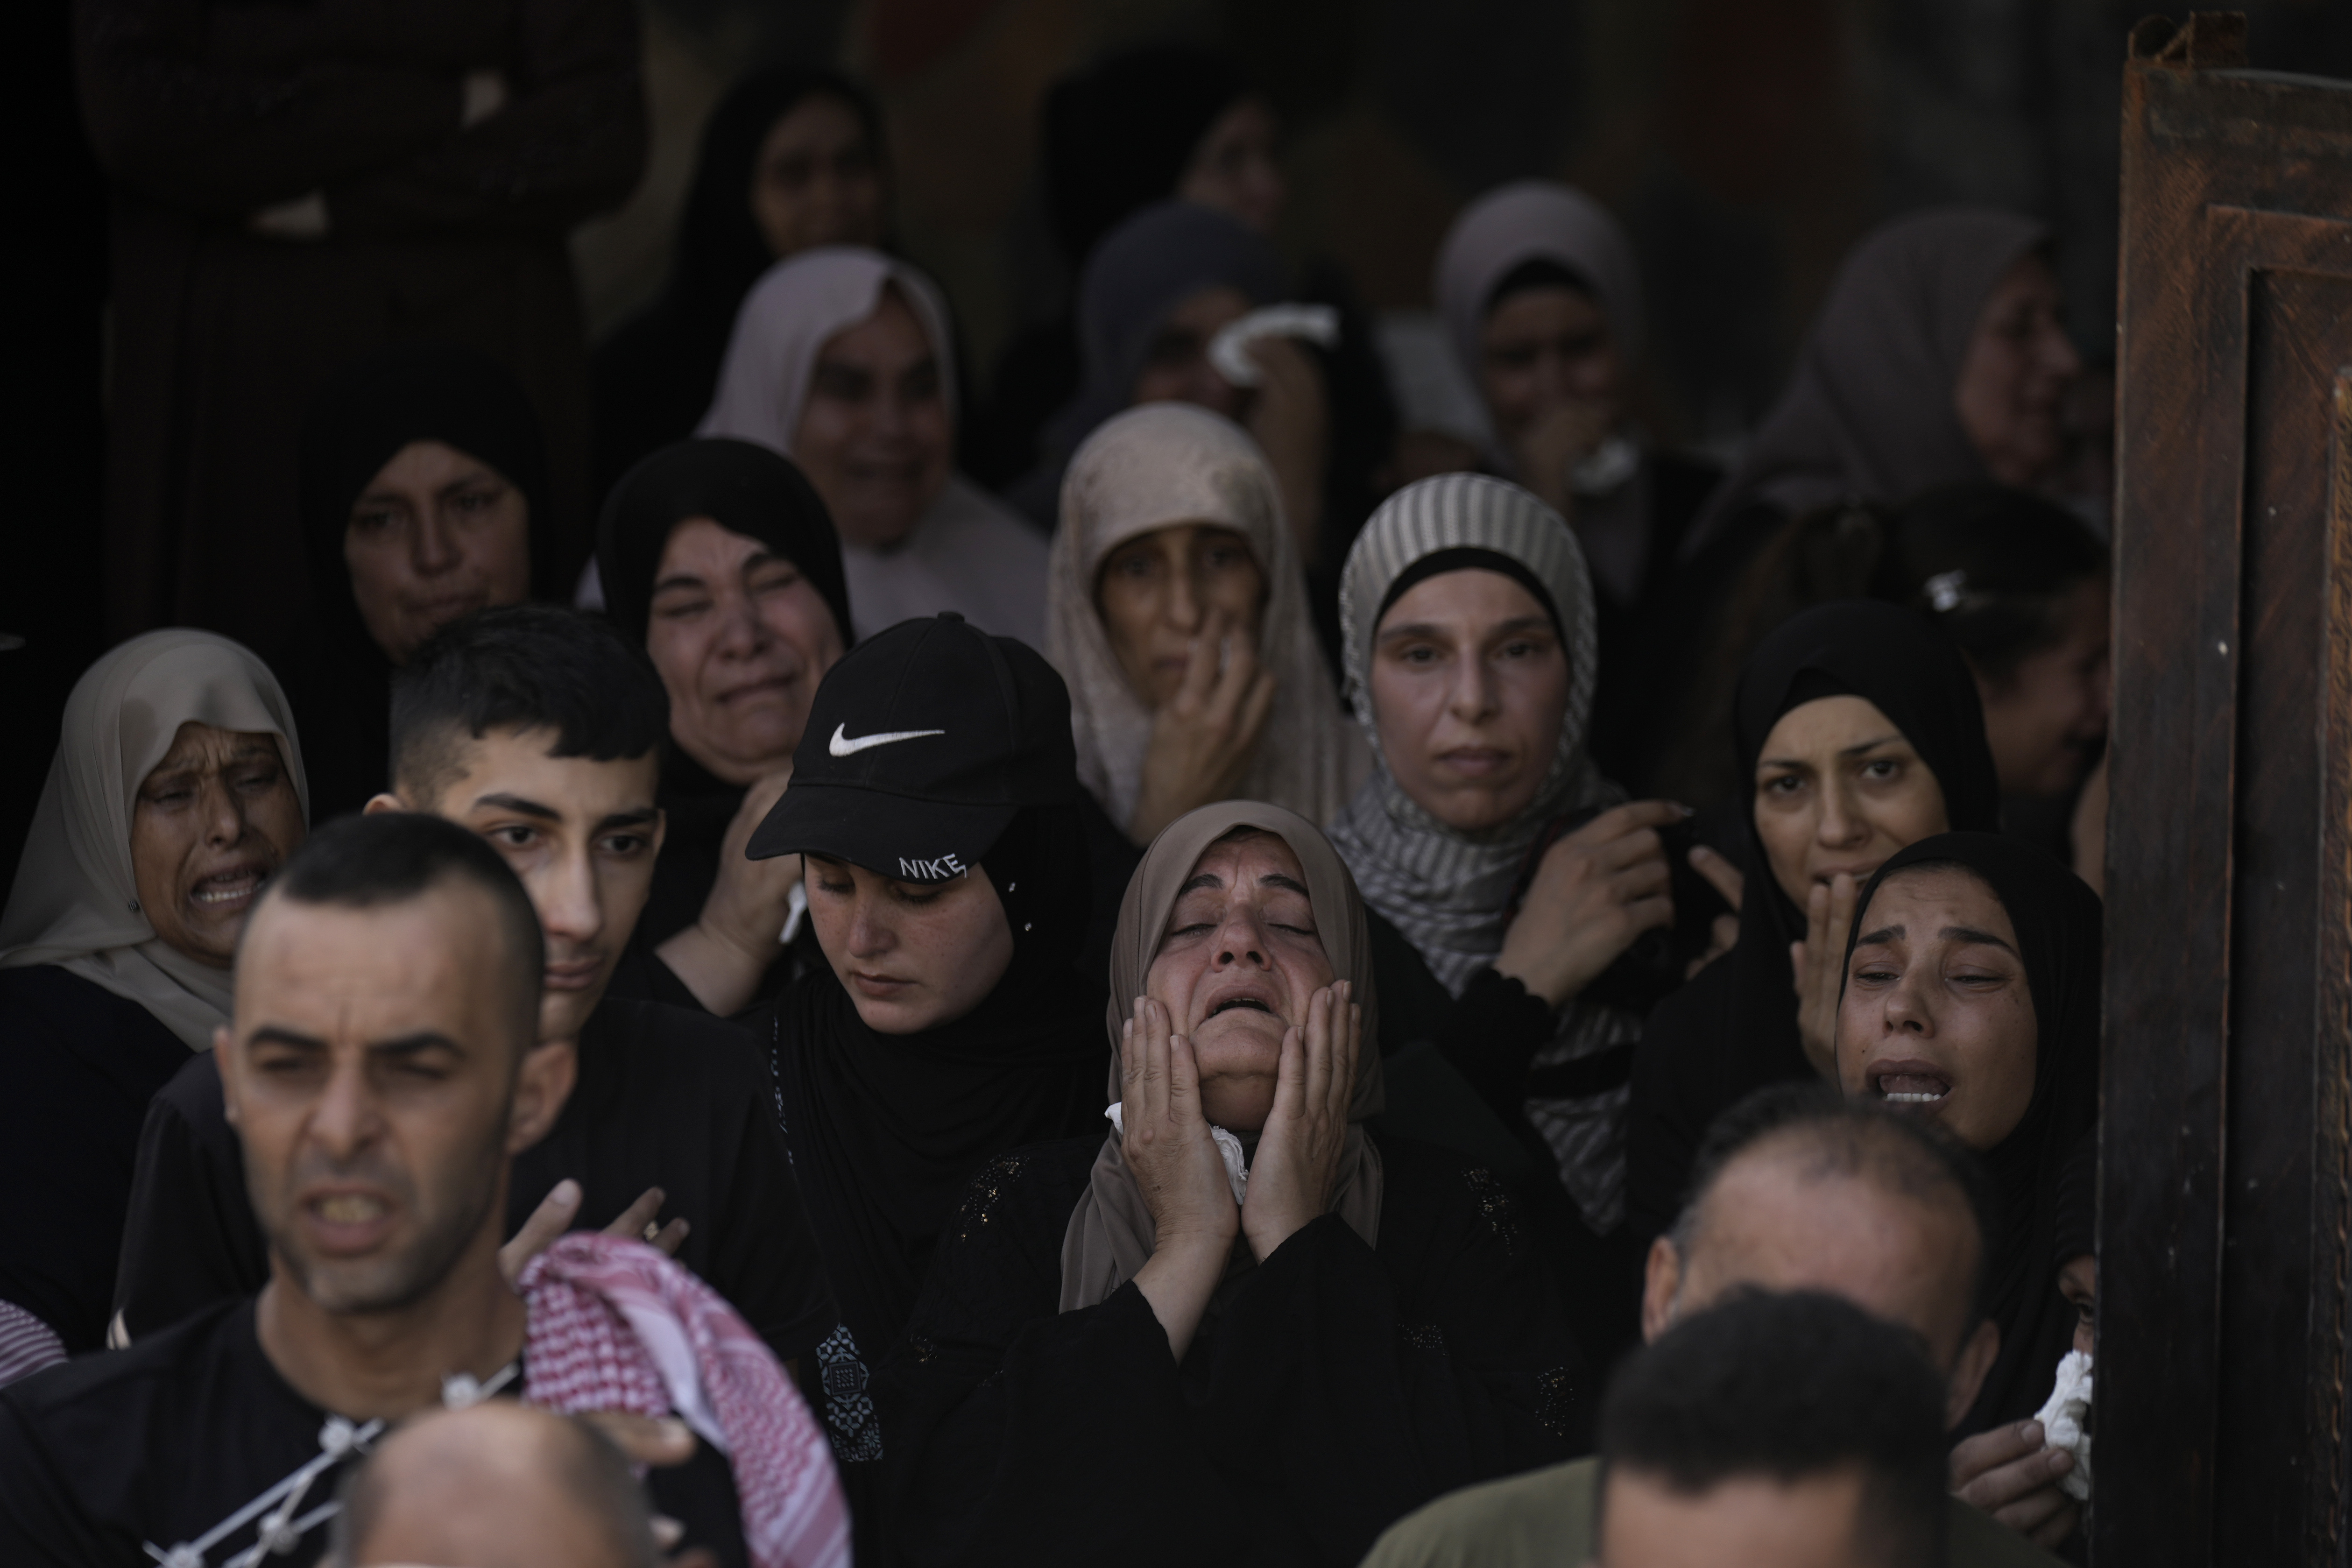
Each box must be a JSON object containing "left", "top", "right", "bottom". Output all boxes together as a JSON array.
[{"left": 747, "top": 614, "right": 1078, "bottom": 883}]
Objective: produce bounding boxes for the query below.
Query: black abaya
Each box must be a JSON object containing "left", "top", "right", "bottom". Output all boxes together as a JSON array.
[
  {"left": 878, "top": 1134, "right": 1588, "bottom": 1568},
  {"left": 1624, "top": 601, "right": 2001, "bottom": 1239}
]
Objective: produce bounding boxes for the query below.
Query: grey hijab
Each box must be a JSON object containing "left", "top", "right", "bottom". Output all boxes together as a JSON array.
[
  {"left": 1059, "top": 801, "right": 1384, "bottom": 1312},
  {"left": 0, "top": 631, "right": 309, "bottom": 1049},
  {"left": 1686, "top": 207, "right": 2049, "bottom": 553}
]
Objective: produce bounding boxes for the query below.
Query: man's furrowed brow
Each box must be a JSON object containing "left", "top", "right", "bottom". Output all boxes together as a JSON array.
[
  {"left": 246, "top": 1025, "right": 329, "bottom": 1052},
  {"left": 368, "top": 1031, "right": 466, "bottom": 1059},
  {"left": 472, "top": 791, "right": 561, "bottom": 821},
  {"left": 594, "top": 806, "right": 661, "bottom": 832}
]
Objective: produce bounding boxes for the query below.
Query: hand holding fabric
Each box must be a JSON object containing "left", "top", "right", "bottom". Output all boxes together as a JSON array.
[
  {"left": 1791, "top": 872, "right": 1858, "bottom": 1077},
  {"left": 1121, "top": 997, "right": 1237, "bottom": 1360},
  {"left": 501, "top": 1180, "right": 690, "bottom": 1286},
  {"left": 1493, "top": 800, "right": 1681, "bottom": 1005},
  {"left": 1127, "top": 611, "right": 1277, "bottom": 844},
  {"left": 1949, "top": 1420, "right": 2081, "bottom": 1549},
  {"left": 660, "top": 769, "right": 801, "bottom": 1016},
  {"left": 1240, "top": 982, "right": 1359, "bottom": 1262}
]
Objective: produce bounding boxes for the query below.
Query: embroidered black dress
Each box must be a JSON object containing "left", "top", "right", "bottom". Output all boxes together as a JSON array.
[{"left": 878, "top": 1133, "right": 1590, "bottom": 1568}]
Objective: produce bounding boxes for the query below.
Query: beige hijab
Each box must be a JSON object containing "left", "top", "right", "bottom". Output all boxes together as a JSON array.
[
  {"left": 1047, "top": 403, "right": 1365, "bottom": 835},
  {"left": 1058, "top": 800, "right": 1384, "bottom": 1312},
  {"left": 0, "top": 630, "right": 309, "bottom": 1050}
]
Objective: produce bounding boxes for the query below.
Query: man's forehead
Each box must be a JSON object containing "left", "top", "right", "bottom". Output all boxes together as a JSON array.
[
  {"left": 237, "top": 888, "right": 504, "bottom": 1017},
  {"left": 1696, "top": 1154, "right": 1973, "bottom": 1293},
  {"left": 441, "top": 727, "right": 658, "bottom": 815}
]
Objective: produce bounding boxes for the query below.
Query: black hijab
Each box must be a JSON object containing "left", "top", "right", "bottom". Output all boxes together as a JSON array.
[
  {"left": 1042, "top": 44, "right": 1250, "bottom": 268},
  {"left": 1722, "top": 600, "right": 2003, "bottom": 1078},
  {"left": 591, "top": 68, "right": 888, "bottom": 497},
  {"left": 596, "top": 438, "right": 853, "bottom": 944},
  {"left": 775, "top": 801, "right": 1107, "bottom": 1354},
  {"left": 595, "top": 437, "right": 852, "bottom": 652},
  {"left": 290, "top": 344, "right": 550, "bottom": 816},
  {"left": 1840, "top": 832, "right": 2100, "bottom": 1433}
]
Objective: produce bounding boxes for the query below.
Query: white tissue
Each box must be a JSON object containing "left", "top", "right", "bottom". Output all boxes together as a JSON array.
[
  {"left": 1104, "top": 1104, "right": 1249, "bottom": 1205},
  {"left": 1208, "top": 304, "right": 1341, "bottom": 387},
  {"left": 1570, "top": 433, "right": 1642, "bottom": 496},
  {"left": 2032, "top": 1349, "right": 2093, "bottom": 1501}
]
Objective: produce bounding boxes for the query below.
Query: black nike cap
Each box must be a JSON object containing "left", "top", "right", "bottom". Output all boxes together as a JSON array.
[{"left": 747, "top": 614, "right": 1078, "bottom": 882}]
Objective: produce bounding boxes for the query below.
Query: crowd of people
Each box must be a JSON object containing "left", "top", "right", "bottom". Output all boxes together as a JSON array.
[{"left": 5, "top": 23, "right": 2119, "bottom": 1568}]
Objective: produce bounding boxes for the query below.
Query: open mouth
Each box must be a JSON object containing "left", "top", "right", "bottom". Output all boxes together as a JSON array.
[
  {"left": 1872, "top": 1067, "right": 1953, "bottom": 1107},
  {"left": 1207, "top": 995, "right": 1274, "bottom": 1019},
  {"left": 191, "top": 866, "right": 265, "bottom": 909}
]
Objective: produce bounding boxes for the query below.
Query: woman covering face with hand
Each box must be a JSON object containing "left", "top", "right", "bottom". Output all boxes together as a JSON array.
[
  {"left": 699, "top": 247, "right": 1048, "bottom": 646},
  {"left": 594, "top": 438, "right": 851, "bottom": 1005},
  {"left": 1625, "top": 601, "right": 2001, "bottom": 1242},
  {"left": 1049, "top": 403, "right": 1366, "bottom": 858},
  {"left": 286, "top": 345, "right": 545, "bottom": 818},
  {"left": 0, "top": 632, "right": 306, "bottom": 1372},
  {"left": 881, "top": 802, "right": 1586, "bottom": 1568}
]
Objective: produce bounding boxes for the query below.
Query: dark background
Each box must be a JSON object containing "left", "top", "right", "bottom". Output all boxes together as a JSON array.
[{"left": 12, "top": 0, "right": 2352, "bottom": 893}]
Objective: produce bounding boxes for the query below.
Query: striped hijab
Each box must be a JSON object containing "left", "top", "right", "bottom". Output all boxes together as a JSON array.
[{"left": 1328, "top": 474, "right": 1617, "bottom": 994}]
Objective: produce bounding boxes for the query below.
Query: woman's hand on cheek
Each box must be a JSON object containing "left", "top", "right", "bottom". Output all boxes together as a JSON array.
[
  {"left": 1240, "top": 981, "right": 1357, "bottom": 1263},
  {"left": 1123, "top": 996, "right": 1239, "bottom": 1362},
  {"left": 1126, "top": 610, "right": 1277, "bottom": 844},
  {"left": 1791, "top": 873, "right": 1857, "bottom": 1078}
]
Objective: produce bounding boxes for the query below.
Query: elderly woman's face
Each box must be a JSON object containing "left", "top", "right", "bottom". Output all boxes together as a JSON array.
[
  {"left": 748, "top": 93, "right": 886, "bottom": 261},
  {"left": 345, "top": 440, "right": 531, "bottom": 665},
  {"left": 1752, "top": 696, "right": 1949, "bottom": 912},
  {"left": 1145, "top": 830, "right": 1334, "bottom": 1133},
  {"left": 1835, "top": 865, "right": 2038, "bottom": 1151},
  {"left": 793, "top": 288, "right": 951, "bottom": 552},
  {"left": 131, "top": 722, "right": 305, "bottom": 969},
  {"left": 1095, "top": 523, "right": 1267, "bottom": 709},
  {"left": 1953, "top": 253, "right": 2082, "bottom": 490},
  {"left": 1131, "top": 286, "right": 1252, "bottom": 418},
  {"left": 644, "top": 517, "right": 845, "bottom": 786},
  {"left": 1367, "top": 569, "right": 1568, "bottom": 833}
]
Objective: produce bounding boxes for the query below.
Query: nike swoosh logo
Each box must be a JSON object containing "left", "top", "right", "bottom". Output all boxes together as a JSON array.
[{"left": 829, "top": 723, "right": 946, "bottom": 757}]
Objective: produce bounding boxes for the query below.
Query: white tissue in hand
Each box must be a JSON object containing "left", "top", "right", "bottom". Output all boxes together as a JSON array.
[
  {"left": 2032, "top": 1349, "right": 2093, "bottom": 1501},
  {"left": 1208, "top": 304, "right": 1340, "bottom": 387},
  {"left": 1104, "top": 1104, "right": 1249, "bottom": 1205}
]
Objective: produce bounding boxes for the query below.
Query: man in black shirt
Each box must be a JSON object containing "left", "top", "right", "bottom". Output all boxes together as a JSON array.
[
  {"left": 113, "top": 607, "right": 833, "bottom": 1365},
  {"left": 0, "top": 816, "right": 753, "bottom": 1567}
]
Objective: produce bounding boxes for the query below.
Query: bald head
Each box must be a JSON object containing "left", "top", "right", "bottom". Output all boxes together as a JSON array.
[
  {"left": 331, "top": 1402, "right": 657, "bottom": 1568},
  {"left": 1643, "top": 1090, "right": 1999, "bottom": 1427}
]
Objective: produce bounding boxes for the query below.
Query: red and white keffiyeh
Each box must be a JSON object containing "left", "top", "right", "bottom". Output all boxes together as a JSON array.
[{"left": 516, "top": 1233, "right": 849, "bottom": 1568}]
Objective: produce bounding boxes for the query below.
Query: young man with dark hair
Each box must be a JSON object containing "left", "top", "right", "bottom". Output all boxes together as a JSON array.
[
  {"left": 1590, "top": 1290, "right": 1951, "bottom": 1568},
  {"left": 0, "top": 815, "right": 758, "bottom": 1566},
  {"left": 113, "top": 607, "right": 833, "bottom": 1368},
  {"left": 1363, "top": 1086, "right": 2063, "bottom": 1566}
]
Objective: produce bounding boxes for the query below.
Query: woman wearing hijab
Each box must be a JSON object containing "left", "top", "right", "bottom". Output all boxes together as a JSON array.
[
  {"left": 1327, "top": 473, "right": 1701, "bottom": 1362},
  {"left": 737, "top": 614, "right": 1108, "bottom": 1556},
  {"left": 968, "top": 42, "right": 1281, "bottom": 489},
  {"left": 1625, "top": 601, "right": 2001, "bottom": 1243},
  {"left": 1832, "top": 832, "right": 2099, "bottom": 1442},
  {"left": 593, "top": 65, "right": 890, "bottom": 500},
  {"left": 282, "top": 344, "right": 548, "bottom": 819},
  {"left": 1643, "top": 210, "right": 2084, "bottom": 803},
  {"left": 1432, "top": 183, "right": 1723, "bottom": 783},
  {"left": 699, "top": 247, "right": 1048, "bottom": 645},
  {"left": 78, "top": 0, "right": 639, "bottom": 654},
  {"left": 593, "top": 438, "right": 852, "bottom": 989},
  {"left": 879, "top": 800, "right": 1586, "bottom": 1567},
  {"left": 1049, "top": 403, "right": 1366, "bottom": 861},
  {"left": 0, "top": 631, "right": 306, "bottom": 1377}
]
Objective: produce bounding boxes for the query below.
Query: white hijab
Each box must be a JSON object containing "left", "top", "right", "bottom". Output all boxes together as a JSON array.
[
  {"left": 1046, "top": 403, "right": 1363, "bottom": 834},
  {"left": 698, "top": 246, "right": 1047, "bottom": 645},
  {"left": 0, "top": 630, "right": 310, "bottom": 1049}
]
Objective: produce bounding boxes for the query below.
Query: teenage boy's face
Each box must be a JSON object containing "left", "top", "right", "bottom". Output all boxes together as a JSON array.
[{"left": 374, "top": 727, "right": 664, "bottom": 1042}]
